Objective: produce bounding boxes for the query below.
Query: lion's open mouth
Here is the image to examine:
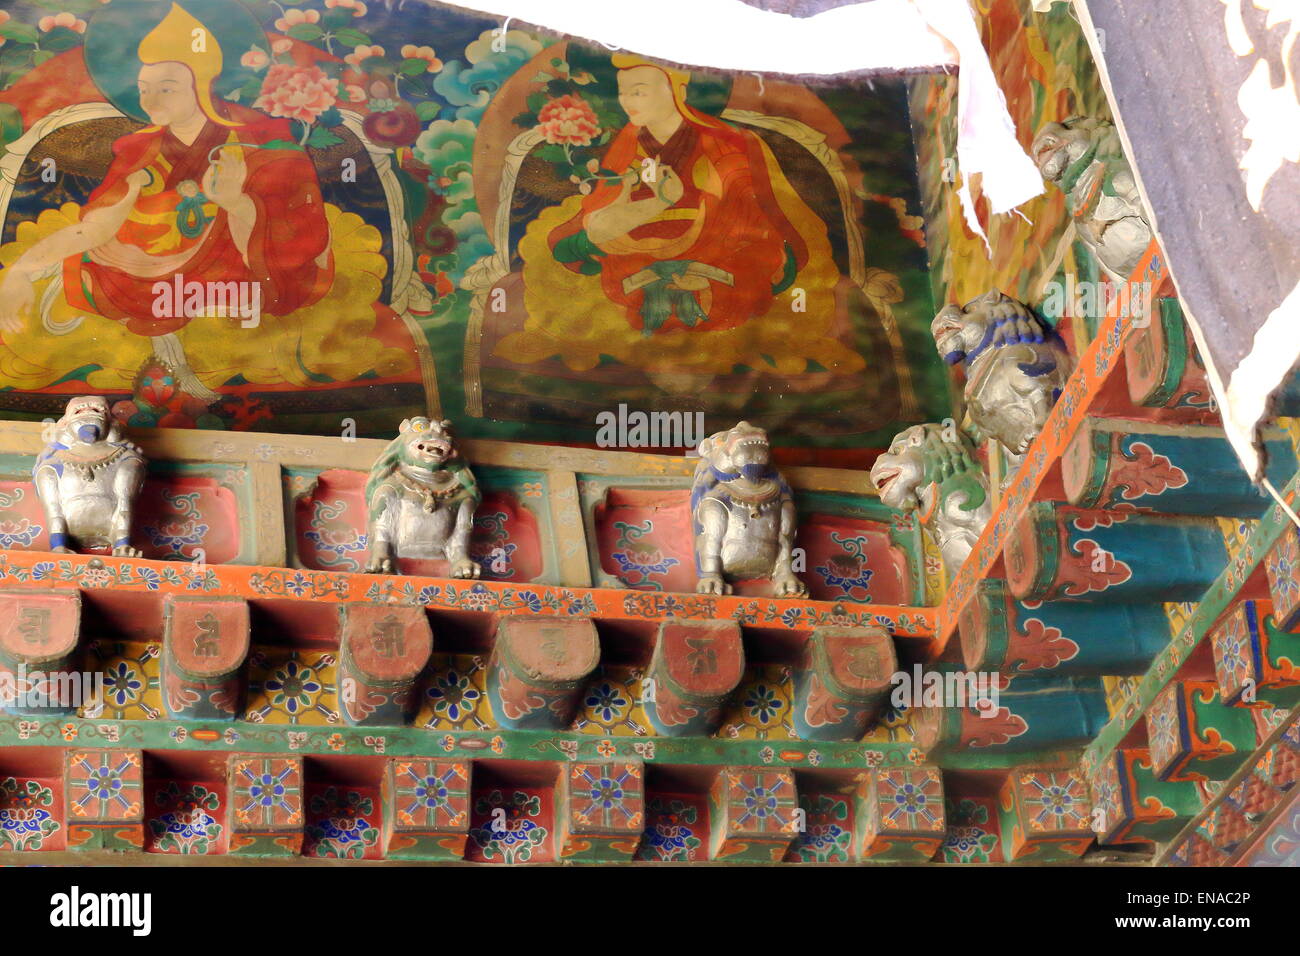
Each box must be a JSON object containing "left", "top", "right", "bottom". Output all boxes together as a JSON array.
[
  {"left": 873, "top": 468, "right": 900, "bottom": 493},
  {"left": 413, "top": 439, "right": 451, "bottom": 460}
]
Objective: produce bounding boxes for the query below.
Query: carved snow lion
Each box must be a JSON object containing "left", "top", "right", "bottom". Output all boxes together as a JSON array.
[
  {"left": 364, "top": 418, "right": 481, "bottom": 577},
  {"left": 869, "top": 423, "right": 991, "bottom": 577}
]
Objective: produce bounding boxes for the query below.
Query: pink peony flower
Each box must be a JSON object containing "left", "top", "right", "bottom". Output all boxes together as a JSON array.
[
  {"left": 344, "top": 44, "right": 384, "bottom": 68},
  {"left": 273, "top": 8, "right": 319, "bottom": 32},
  {"left": 253, "top": 64, "right": 339, "bottom": 125},
  {"left": 240, "top": 47, "right": 269, "bottom": 70},
  {"left": 271, "top": 37, "right": 293, "bottom": 55},
  {"left": 400, "top": 44, "right": 442, "bottom": 72},
  {"left": 326, "top": 0, "right": 368, "bottom": 15},
  {"left": 536, "top": 94, "right": 600, "bottom": 148},
  {"left": 38, "top": 12, "right": 87, "bottom": 33}
]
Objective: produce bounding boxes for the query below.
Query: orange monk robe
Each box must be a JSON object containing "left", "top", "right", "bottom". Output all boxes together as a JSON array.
[
  {"left": 64, "top": 99, "right": 333, "bottom": 337},
  {"left": 546, "top": 117, "right": 808, "bottom": 335}
]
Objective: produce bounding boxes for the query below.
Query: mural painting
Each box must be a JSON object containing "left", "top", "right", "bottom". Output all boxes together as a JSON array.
[
  {"left": 0, "top": 0, "right": 945, "bottom": 459},
  {"left": 908, "top": 0, "right": 1110, "bottom": 312}
]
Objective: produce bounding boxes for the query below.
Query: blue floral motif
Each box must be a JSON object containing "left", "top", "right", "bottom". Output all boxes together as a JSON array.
[
  {"left": 263, "top": 660, "right": 324, "bottom": 715},
  {"left": 103, "top": 661, "right": 143, "bottom": 707},
  {"left": 425, "top": 668, "right": 481, "bottom": 723},
  {"left": 512, "top": 590, "right": 542, "bottom": 612},
  {"left": 742, "top": 683, "right": 785, "bottom": 726},
  {"left": 584, "top": 682, "right": 630, "bottom": 723},
  {"left": 609, "top": 519, "right": 679, "bottom": 590}
]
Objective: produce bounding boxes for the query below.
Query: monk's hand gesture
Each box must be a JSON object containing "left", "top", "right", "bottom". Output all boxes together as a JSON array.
[
  {"left": 203, "top": 146, "right": 249, "bottom": 210},
  {"left": 0, "top": 267, "right": 34, "bottom": 333}
]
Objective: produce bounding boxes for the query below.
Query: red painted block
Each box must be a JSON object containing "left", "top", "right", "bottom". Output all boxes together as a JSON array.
[
  {"left": 65, "top": 749, "right": 144, "bottom": 851},
  {"left": 382, "top": 759, "right": 471, "bottom": 861},
  {"left": 227, "top": 755, "right": 304, "bottom": 856},
  {"left": 998, "top": 770, "right": 1093, "bottom": 861},
  {"left": 487, "top": 616, "right": 600, "bottom": 730},
  {"left": 162, "top": 595, "right": 250, "bottom": 720},
  {"left": 855, "top": 768, "right": 945, "bottom": 862},
  {"left": 340, "top": 604, "right": 433, "bottom": 726},
  {"left": 644, "top": 620, "right": 745, "bottom": 737},
  {"left": 710, "top": 767, "right": 798, "bottom": 862},
  {"left": 0, "top": 589, "right": 81, "bottom": 716},
  {"left": 557, "top": 760, "right": 644, "bottom": 862}
]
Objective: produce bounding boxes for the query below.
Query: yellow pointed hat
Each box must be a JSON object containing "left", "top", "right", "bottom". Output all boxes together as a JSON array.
[{"left": 137, "top": 3, "right": 237, "bottom": 126}]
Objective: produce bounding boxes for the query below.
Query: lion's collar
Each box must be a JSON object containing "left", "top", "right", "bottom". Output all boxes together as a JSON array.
[
  {"left": 45, "top": 441, "right": 136, "bottom": 478},
  {"left": 707, "top": 471, "right": 784, "bottom": 515}
]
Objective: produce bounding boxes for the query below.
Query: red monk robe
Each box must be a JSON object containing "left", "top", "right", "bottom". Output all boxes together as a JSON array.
[
  {"left": 547, "top": 110, "right": 810, "bottom": 336},
  {"left": 64, "top": 98, "right": 332, "bottom": 337}
]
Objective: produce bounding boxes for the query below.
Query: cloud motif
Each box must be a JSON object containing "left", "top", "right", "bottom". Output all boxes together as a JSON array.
[
  {"left": 433, "top": 28, "right": 544, "bottom": 124},
  {"left": 413, "top": 120, "right": 489, "bottom": 283}
]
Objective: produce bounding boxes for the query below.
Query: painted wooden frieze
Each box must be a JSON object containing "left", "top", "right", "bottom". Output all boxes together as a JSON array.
[
  {"left": 1062, "top": 417, "right": 1293, "bottom": 516},
  {"left": 1004, "top": 501, "right": 1227, "bottom": 602},
  {"left": 959, "top": 578, "right": 1167, "bottom": 676},
  {"left": 0, "top": 589, "right": 81, "bottom": 717},
  {"left": 1210, "top": 600, "right": 1300, "bottom": 710}
]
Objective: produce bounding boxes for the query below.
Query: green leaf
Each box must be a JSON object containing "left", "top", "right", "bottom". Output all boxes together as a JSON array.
[
  {"left": 334, "top": 27, "right": 372, "bottom": 47},
  {"left": 360, "top": 55, "right": 388, "bottom": 73},
  {"left": 30, "top": 49, "right": 55, "bottom": 67},
  {"left": 41, "top": 28, "right": 82, "bottom": 52},
  {"left": 305, "top": 125, "right": 343, "bottom": 149},
  {"left": 30, "top": 0, "right": 98, "bottom": 13},
  {"left": 0, "top": 47, "right": 31, "bottom": 71},
  {"left": 287, "top": 23, "right": 323, "bottom": 41},
  {"left": 415, "top": 101, "right": 440, "bottom": 121},
  {"left": 318, "top": 106, "right": 342, "bottom": 128},
  {"left": 258, "top": 138, "right": 305, "bottom": 152},
  {"left": 0, "top": 103, "right": 22, "bottom": 147},
  {"left": 0, "top": 23, "right": 40, "bottom": 44},
  {"left": 399, "top": 57, "right": 429, "bottom": 76},
  {"left": 240, "top": 76, "right": 264, "bottom": 101},
  {"left": 534, "top": 143, "right": 566, "bottom": 164}
]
